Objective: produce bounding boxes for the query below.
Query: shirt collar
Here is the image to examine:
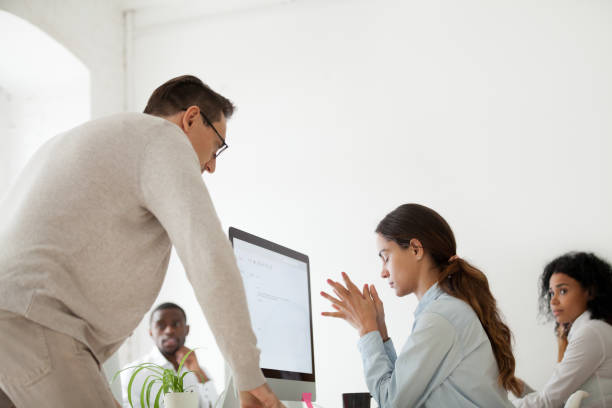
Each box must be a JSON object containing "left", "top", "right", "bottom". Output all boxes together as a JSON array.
[
  {"left": 145, "top": 347, "right": 174, "bottom": 370},
  {"left": 414, "top": 282, "right": 444, "bottom": 318},
  {"left": 568, "top": 310, "right": 592, "bottom": 341}
]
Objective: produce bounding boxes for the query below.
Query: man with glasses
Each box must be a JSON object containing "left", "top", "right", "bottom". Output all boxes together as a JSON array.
[{"left": 0, "top": 75, "right": 283, "bottom": 408}]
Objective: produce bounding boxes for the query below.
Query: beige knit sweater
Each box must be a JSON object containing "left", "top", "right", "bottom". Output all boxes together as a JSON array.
[{"left": 0, "top": 113, "right": 264, "bottom": 391}]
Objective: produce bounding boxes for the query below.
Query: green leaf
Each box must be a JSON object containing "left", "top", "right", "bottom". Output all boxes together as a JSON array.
[
  {"left": 145, "top": 378, "right": 159, "bottom": 408},
  {"left": 111, "top": 363, "right": 163, "bottom": 385},
  {"left": 179, "top": 370, "right": 190, "bottom": 387},
  {"left": 179, "top": 370, "right": 201, "bottom": 391},
  {"left": 128, "top": 366, "right": 149, "bottom": 408},
  {"left": 163, "top": 369, "right": 173, "bottom": 393},
  {"left": 124, "top": 364, "right": 164, "bottom": 408},
  {"left": 177, "top": 349, "right": 196, "bottom": 375},
  {"left": 174, "top": 374, "right": 182, "bottom": 393},
  {"left": 140, "top": 374, "right": 158, "bottom": 408},
  {"left": 153, "top": 386, "right": 163, "bottom": 408}
]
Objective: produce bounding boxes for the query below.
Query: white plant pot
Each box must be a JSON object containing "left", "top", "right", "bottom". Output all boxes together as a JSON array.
[{"left": 164, "top": 391, "right": 198, "bottom": 408}]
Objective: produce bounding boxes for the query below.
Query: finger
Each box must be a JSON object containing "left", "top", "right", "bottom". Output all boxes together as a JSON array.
[
  {"left": 363, "top": 284, "right": 375, "bottom": 303},
  {"left": 331, "top": 303, "right": 348, "bottom": 312},
  {"left": 370, "top": 284, "right": 382, "bottom": 303},
  {"left": 321, "top": 311, "right": 346, "bottom": 319},
  {"left": 327, "top": 279, "right": 350, "bottom": 297},
  {"left": 333, "top": 288, "right": 343, "bottom": 300},
  {"left": 342, "top": 272, "right": 362, "bottom": 295},
  {"left": 320, "top": 291, "right": 342, "bottom": 306}
]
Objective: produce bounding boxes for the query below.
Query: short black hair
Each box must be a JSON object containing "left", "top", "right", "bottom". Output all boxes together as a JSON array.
[
  {"left": 539, "top": 251, "right": 612, "bottom": 324},
  {"left": 149, "top": 302, "right": 187, "bottom": 325},
  {"left": 144, "top": 75, "right": 235, "bottom": 122}
]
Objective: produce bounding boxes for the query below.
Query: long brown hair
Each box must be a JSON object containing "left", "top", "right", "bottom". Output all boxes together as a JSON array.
[{"left": 376, "top": 203, "right": 522, "bottom": 396}]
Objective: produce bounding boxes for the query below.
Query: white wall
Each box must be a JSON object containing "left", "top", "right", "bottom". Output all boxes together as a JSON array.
[
  {"left": 126, "top": 1, "right": 612, "bottom": 406},
  {"left": 0, "top": 0, "right": 125, "bottom": 400},
  {"left": 0, "top": 10, "right": 90, "bottom": 196},
  {"left": 0, "top": 0, "right": 125, "bottom": 118}
]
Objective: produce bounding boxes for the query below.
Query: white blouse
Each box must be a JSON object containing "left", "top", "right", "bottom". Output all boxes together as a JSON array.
[{"left": 514, "top": 311, "right": 612, "bottom": 408}]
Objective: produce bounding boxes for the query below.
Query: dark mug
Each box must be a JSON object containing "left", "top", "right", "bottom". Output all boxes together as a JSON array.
[{"left": 342, "top": 392, "right": 371, "bottom": 408}]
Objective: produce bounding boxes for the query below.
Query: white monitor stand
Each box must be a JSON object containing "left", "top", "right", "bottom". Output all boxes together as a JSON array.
[{"left": 219, "top": 374, "right": 308, "bottom": 408}]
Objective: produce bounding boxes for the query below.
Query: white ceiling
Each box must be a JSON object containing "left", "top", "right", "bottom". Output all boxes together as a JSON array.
[
  {"left": 119, "top": 0, "right": 292, "bottom": 12},
  {"left": 118, "top": 0, "right": 298, "bottom": 28}
]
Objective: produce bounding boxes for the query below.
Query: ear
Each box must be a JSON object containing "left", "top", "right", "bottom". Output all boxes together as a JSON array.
[
  {"left": 409, "top": 238, "right": 424, "bottom": 260},
  {"left": 587, "top": 287, "right": 595, "bottom": 301},
  {"left": 185, "top": 324, "right": 190, "bottom": 337},
  {"left": 182, "top": 106, "right": 200, "bottom": 131}
]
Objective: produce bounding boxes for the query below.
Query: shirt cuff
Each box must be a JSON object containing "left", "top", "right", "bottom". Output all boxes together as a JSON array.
[
  {"left": 383, "top": 337, "right": 397, "bottom": 362},
  {"left": 231, "top": 355, "right": 266, "bottom": 391},
  {"left": 358, "top": 330, "right": 384, "bottom": 355}
]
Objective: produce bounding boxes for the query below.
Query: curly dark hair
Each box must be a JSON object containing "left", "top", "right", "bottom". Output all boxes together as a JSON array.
[{"left": 539, "top": 252, "right": 612, "bottom": 324}]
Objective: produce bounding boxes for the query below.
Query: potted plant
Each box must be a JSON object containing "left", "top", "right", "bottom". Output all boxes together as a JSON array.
[{"left": 113, "top": 349, "right": 203, "bottom": 408}]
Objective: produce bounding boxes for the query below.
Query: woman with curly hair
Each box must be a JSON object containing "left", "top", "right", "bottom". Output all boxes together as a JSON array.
[
  {"left": 321, "top": 204, "right": 519, "bottom": 407},
  {"left": 513, "top": 252, "right": 612, "bottom": 407}
]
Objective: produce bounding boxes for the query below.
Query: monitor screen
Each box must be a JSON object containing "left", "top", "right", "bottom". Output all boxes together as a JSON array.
[{"left": 230, "top": 228, "right": 315, "bottom": 383}]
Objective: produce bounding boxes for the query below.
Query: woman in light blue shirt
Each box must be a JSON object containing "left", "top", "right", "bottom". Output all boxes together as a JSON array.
[{"left": 321, "top": 203, "right": 521, "bottom": 407}]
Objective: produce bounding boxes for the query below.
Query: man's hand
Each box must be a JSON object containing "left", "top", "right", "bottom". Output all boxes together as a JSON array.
[
  {"left": 175, "top": 346, "right": 209, "bottom": 383},
  {"left": 240, "top": 383, "right": 285, "bottom": 408}
]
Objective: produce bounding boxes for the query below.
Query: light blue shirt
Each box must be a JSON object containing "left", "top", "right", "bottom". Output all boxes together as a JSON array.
[{"left": 358, "top": 283, "right": 513, "bottom": 408}]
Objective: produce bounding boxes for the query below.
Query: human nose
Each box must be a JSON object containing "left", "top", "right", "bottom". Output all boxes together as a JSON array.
[
  {"left": 380, "top": 266, "right": 390, "bottom": 279},
  {"left": 550, "top": 292, "right": 559, "bottom": 306},
  {"left": 204, "top": 157, "right": 216, "bottom": 174}
]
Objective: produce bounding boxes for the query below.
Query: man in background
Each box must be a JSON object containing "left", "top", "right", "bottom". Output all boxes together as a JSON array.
[
  {"left": 0, "top": 75, "right": 282, "bottom": 407},
  {"left": 121, "top": 303, "right": 218, "bottom": 408}
]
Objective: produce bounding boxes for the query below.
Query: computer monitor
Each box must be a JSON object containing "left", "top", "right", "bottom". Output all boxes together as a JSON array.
[{"left": 221, "top": 227, "right": 315, "bottom": 407}]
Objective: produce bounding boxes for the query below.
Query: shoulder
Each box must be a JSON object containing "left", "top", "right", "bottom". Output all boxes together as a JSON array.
[
  {"left": 82, "top": 112, "right": 165, "bottom": 131},
  {"left": 137, "top": 117, "right": 200, "bottom": 181},
  {"left": 101, "top": 113, "right": 186, "bottom": 144},
  {"left": 425, "top": 292, "right": 478, "bottom": 326},
  {"left": 65, "top": 113, "right": 186, "bottom": 155},
  {"left": 572, "top": 318, "right": 612, "bottom": 348},
  {"left": 584, "top": 318, "right": 612, "bottom": 332},
  {"left": 140, "top": 118, "right": 195, "bottom": 161},
  {"left": 419, "top": 293, "right": 488, "bottom": 350},
  {"left": 411, "top": 311, "right": 457, "bottom": 349}
]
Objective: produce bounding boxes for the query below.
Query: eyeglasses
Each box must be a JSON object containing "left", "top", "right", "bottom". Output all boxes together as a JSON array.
[{"left": 183, "top": 107, "right": 228, "bottom": 158}]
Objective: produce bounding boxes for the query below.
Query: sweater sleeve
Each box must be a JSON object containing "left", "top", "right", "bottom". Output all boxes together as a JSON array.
[{"left": 139, "top": 131, "right": 265, "bottom": 391}]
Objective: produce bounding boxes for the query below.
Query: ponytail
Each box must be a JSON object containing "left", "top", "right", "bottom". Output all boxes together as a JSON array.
[{"left": 439, "top": 258, "right": 523, "bottom": 396}]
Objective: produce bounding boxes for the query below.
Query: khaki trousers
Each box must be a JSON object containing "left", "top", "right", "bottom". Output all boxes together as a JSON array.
[{"left": 0, "top": 310, "right": 118, "bottom": 408}]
